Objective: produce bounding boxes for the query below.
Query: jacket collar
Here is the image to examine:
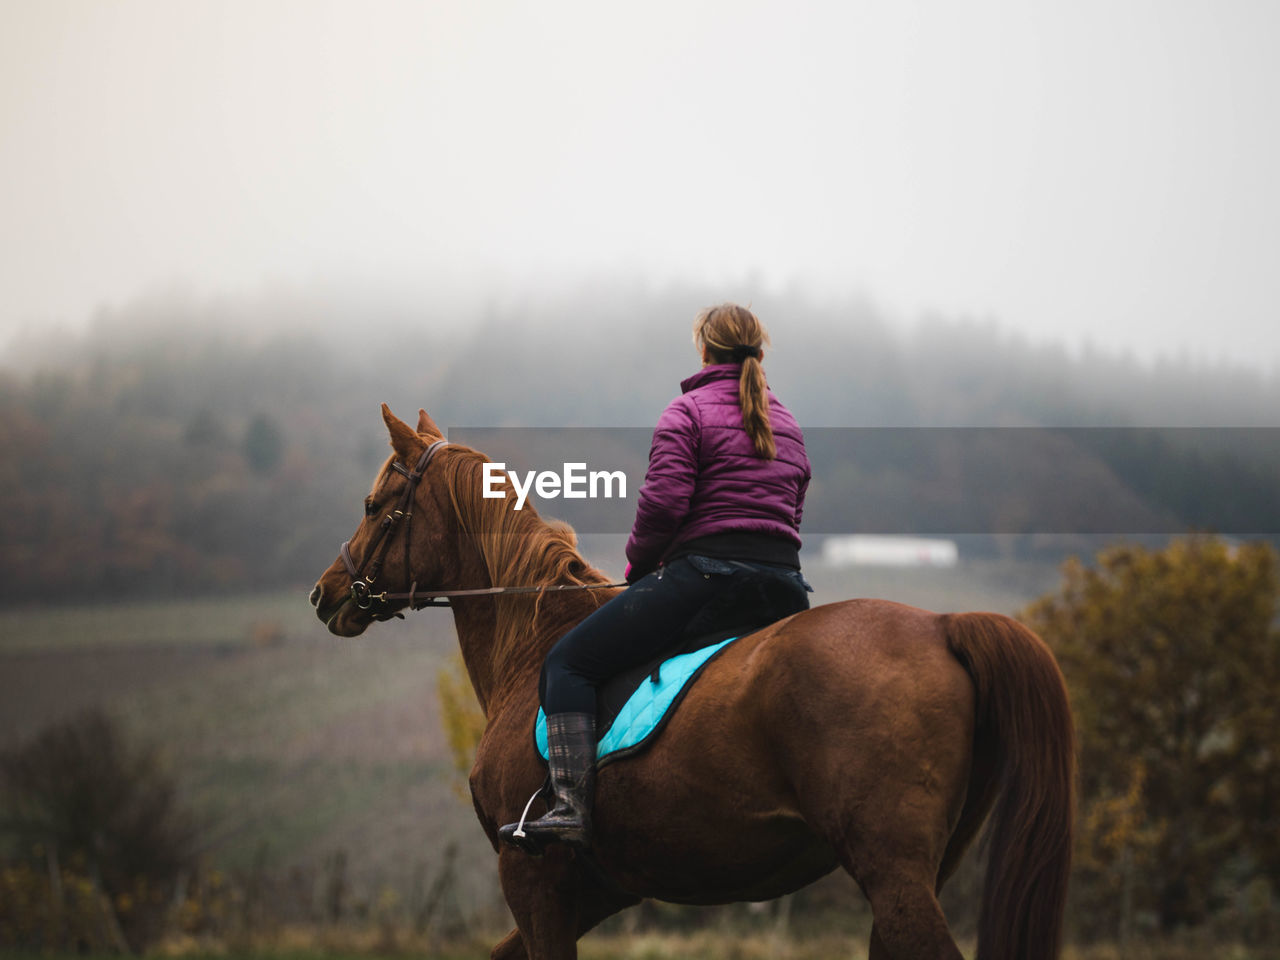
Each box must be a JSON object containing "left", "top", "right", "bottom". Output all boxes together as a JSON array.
[{"left": 680, "top": 364, "right": 744, "bottom": 393}]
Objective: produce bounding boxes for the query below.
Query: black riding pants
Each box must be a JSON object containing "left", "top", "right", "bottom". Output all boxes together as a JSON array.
[{"left": 541, "top": 555, "right": 811, "bottom": 716}]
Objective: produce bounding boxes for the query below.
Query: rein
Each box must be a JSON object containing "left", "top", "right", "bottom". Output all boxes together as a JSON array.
[
  {"left": 359, "top": 580, "right": 627, "bottom": 609},
  {"left": 339, "top": 439, "right": 625, "bottom": 616}
]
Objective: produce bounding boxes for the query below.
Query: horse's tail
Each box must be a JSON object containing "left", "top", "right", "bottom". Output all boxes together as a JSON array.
[{"left": 941, "top": 611, "right": 1075, "bottom": 960}]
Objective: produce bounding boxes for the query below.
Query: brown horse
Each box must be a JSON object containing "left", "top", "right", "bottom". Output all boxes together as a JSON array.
[{"left": 310, "top": 406, "right": 1075, "bottom": 960}]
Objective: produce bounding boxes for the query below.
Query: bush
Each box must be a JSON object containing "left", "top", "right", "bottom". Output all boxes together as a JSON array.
[
  {"left": 0, "top": 708, "right": 202, "bottom": 951},
  {"left": 1022, "top": 536, "right": 1280, "bottom": 941}
]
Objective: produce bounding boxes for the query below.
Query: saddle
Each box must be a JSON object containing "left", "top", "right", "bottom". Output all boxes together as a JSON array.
[{"left": 535, "top": 566, "right": 809, "bottom": 768}]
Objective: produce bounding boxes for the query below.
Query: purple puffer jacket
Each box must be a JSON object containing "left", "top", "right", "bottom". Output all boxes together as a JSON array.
[{"left": 625, "top": 364, "right": 810, "bottom": 577}]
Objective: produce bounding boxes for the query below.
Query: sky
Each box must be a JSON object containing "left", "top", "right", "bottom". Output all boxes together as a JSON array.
[{"left": 2, "top": 0, "right": 1278, "bottom": 371}]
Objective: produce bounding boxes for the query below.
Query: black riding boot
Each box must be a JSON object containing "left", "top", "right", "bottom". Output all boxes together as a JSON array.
[{"left": 499, "top": 712, "right": 596, "bottom": 853}]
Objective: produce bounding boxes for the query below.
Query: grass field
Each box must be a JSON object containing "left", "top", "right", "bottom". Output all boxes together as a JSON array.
[
  {"left": 0, "top": 591, "right": 323, "bottom": 655},
  {"left": 0, "top": 554, "right": 1067, "bottom": 935},
  {"left": 4, "top": 932, "right": 1273, "bottom": 960},
  {"left": 0, "top": 586, "right": 497, "bottom": 916}
]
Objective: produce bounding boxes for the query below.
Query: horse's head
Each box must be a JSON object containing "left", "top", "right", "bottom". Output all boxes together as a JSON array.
[{"left": 310, "top": 404, "right": 454, "bottom": 636}]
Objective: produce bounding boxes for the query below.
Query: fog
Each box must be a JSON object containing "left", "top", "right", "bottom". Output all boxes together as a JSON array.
[{"left": 3, "top": 1, "right": 1280, "bottom": 371}]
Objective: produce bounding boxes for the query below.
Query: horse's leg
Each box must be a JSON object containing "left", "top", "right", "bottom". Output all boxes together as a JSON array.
[
  {"left": 498, "top": 848, "right": 579, "bottom": 960},
  {"left": 496, "top": 847, "right": 640, "bottom": 960},
  {"left": 491, "top": 928, "right": 525, "bottom": 960},
  {"left": 489, "top": 895, "right": 640, "bottom": 960},
  {"left": 867, "top": 923, "right": 890, "bottom": 960},
  {"left": 856, "top": 862, "right": 961, "bottom": 960},
  {"left": 808, "top": 756, "right": 966, "bottom": 958},
  {"left": 849, "top": 846, "right": 963, "bottom": 960}
]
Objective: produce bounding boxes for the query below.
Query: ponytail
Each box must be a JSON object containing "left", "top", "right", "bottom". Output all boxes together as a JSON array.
[
  {"left": 692, "top": 304, "right": 776, "bottom": 460},
  {"left": 738, "top": 353, "right": 775, "bottom": 459}
]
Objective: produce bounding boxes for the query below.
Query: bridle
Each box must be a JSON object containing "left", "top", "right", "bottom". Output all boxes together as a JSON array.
[
  {"left": 340, "top": 439, "right": 448, "bottom": 614},
  {"left": 339, "top": 439, "right": 624, "bottom": 617}
]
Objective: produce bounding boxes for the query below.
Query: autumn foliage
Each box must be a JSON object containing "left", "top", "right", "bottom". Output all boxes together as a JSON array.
[{"left": 1023, "top": 536, "right": 1280, "bottom": 940}]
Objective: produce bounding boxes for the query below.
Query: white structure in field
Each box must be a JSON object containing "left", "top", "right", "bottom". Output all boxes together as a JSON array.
[{"left": 822, "top": 535, "right": 959, "bottom": 568}]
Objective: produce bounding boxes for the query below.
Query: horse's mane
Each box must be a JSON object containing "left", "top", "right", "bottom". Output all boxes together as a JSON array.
[{"left": 433, "top": 445, "right": 616, "bottom": 677}]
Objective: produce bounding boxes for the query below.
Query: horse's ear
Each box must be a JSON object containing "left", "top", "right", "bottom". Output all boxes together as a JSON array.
[
  {"left": 381, "top": 403, "right": 420, "bottom": 461},
  {"left": 416, "top": 408, "right": 442, "bottom": 439}
]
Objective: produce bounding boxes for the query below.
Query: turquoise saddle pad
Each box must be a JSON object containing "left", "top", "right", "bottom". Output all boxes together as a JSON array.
[{"left": 536, "top": 636, "right": 738, "bottom": 767}]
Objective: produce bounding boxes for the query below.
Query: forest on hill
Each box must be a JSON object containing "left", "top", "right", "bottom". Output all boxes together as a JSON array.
[{"left": 2, "top": 283, "right": 1277, "bottom": 603}]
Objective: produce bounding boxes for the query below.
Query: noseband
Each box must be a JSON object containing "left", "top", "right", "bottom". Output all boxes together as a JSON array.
[{"left": 339, "top": 439, "right": 624, "bottom": 616}]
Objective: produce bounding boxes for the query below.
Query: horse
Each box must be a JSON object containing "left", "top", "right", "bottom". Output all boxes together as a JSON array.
[{"left": 310, "top": 405, "right": 1075, "bottom": 960}]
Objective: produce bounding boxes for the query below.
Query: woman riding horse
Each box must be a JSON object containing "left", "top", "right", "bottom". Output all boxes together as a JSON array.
[
  {"left": 500, "top": 303, "right": 813, "bottom": 852},
  {"left": 312, "top": 332, "right": 1075, "bottom": 959}
]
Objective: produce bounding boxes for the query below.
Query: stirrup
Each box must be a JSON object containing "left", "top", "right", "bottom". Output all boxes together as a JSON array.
[{"left": 500, "top": 787, "right": 547, "bottom": 854}]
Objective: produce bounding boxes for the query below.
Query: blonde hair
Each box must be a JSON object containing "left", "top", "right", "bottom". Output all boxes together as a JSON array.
[{"left": 692, "top": 303, "right": 775, "bottom": 459}]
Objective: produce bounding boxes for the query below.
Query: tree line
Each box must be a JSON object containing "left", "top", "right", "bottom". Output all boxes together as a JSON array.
[{"left": 1, "top": 285, "right": 1277, "bottom": 603}]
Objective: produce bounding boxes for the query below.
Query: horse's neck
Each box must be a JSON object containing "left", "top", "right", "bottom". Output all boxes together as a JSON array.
[
  {"left": 448, "top": 598, "right": 501, "bottom": 717},
  {"left": 449, "top": 577, "right": 606, "bottom": 719},
  {"left": 424, "top": 457, "right": 614, "bottom": 717},
  {"left": 441, "top": 519, "right": 607, "bottom": 718},
  {"left": 439, "top": 526, "right": 503, "bottom": 716}
]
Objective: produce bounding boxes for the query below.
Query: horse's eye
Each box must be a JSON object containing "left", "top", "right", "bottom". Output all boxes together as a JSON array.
[{"left": 364, "top": 500, "right": 377, "bottom": 518}]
